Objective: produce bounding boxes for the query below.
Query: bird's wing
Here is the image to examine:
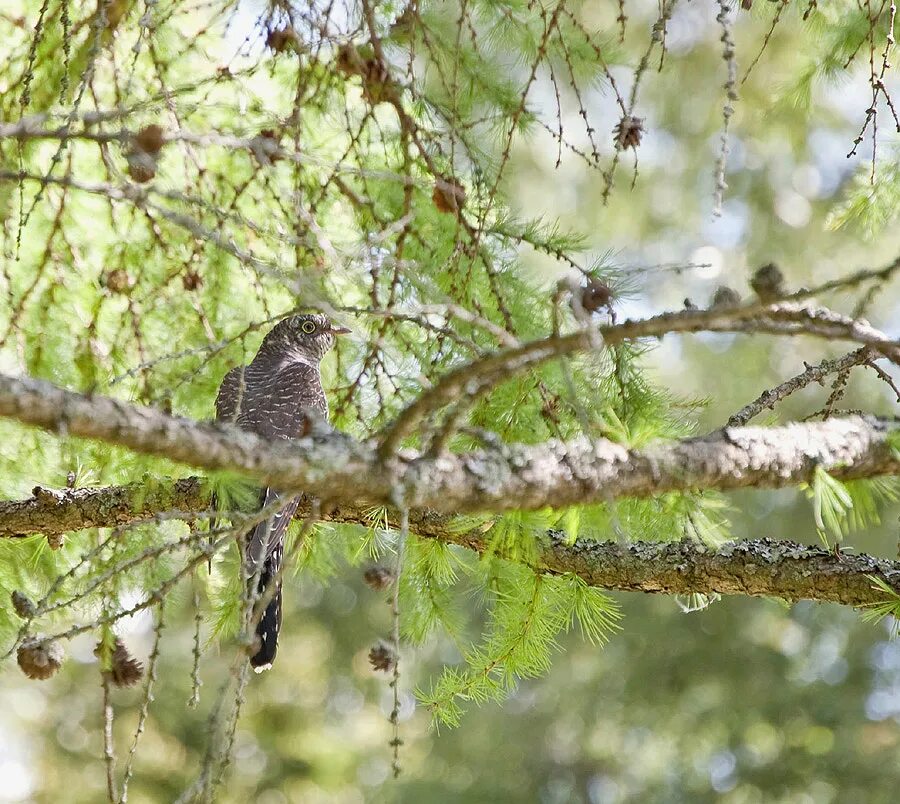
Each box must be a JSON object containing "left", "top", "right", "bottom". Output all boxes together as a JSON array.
[
  {"left": 214, "top": 365, "right": 245, "bottom": 424},
  {"left": 247, "top": 488, "right": 301, "bottom": 564},
  {"left": 210, "top": 365, "right": 247, "bottom": 534}
]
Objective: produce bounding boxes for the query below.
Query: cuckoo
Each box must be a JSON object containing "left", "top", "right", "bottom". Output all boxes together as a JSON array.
[{"left": 215, "top": 313, "right": 349, "bottom": 671}]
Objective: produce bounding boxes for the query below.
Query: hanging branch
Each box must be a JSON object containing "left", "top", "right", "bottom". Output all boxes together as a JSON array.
[{"left": 389, "top": 508, "right": 408, "bottom": 777}]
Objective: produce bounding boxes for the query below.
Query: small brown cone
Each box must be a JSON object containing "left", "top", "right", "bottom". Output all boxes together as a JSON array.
[
  {"left": 750, "top": 262, "right": 785, "bottom": 302},
  {"left": 266, "top": 27, "right": 299, "bottom": 54},
  {"left": 18, "top": 637, "right": 64, "bottom": 680},
  {"left": 126, "top": 150, "right": 157, "bottom": 183},
  {"left": 368, "top": 641, "right": 398, "bottom": 673},
  {"left": 578, "top": 277, "right": 613, "bottom": 314},
  {"left": 363, "top": 565, "right": 396, "bottom": 591},
  {"left": 251, "top": 128, "right": 283, "bottom": 164},
  {"left": 613, "top": 115, "right": 645, "bottom": 150},
  {"left": 104, "top": 269, "right": 134, "bottom": 294},
  {"left": 11, "top": 591, "right": 36, "bottom": 619},
  {"left": 95, "top": 638, "right": 144, "bottom": 687},
  {"left": 361, "top": 58, "right": 393, "bottom": 104},
  {"left": 335, "top": 44, "right": 365, "bottom": 77},
  {"left": 182, "top": 270, "right": 203, "bottom": 291},
  {"left": 710, "top": 285, "right": 741, "bottom": 308},
  {"left": 133, "top": 124, "right": 165, "bottom": 156},
  {"left": 432, "top": 177, "right": 466, "bottom": 215}
]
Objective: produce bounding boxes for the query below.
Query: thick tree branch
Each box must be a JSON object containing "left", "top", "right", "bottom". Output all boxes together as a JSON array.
[
  {"left": 1, "top": 481, "right": 898, "bottom": 606},
  {"left": 532, "top": 535, "right": 900, "bottom": 606},
  {"left": 0, "top": 478, "right": 208, "bottom": 538},
  {"left": 0, "top": 373, "right": 898, "bottom": 515}
]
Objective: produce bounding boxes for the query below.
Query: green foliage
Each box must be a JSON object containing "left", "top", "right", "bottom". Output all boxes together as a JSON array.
[
  {"left": 482, "top": 510, "right": 554, "bottom": 564},
  {"left": 827, "top": 157, "right": 900, "bottom": 240},
  {"left": 206, "top": 472, "right": 260, "bottom": 517},
  {"left": 807, "top": 467, "right": 854, "bottom": 545},
  {"left": 844, "top": 478, "right": 900, "bottom": 533},
  {"left": 0, "top": 535, "right": 65, "bottom": 642},
  {"left": 402, "top": 537, "right": 468, "bottom": 646},
  {"left": 291, "top": 523, "right": 365, "bottom": 580},
  {"left": 609, "top": 491, "right": 731, "bottom": 546},
  {"left": 207, "top": 557, "right": 244, "bottom": 641},
  {"left": 420, "top": 565, "right": 620, "bottom": 727},
  {"left": 94, "top": 622, "right": 117, "bottom": 670},
  {"left": 889, "top": 430, "right": 900, "bottom": 455},
  {"left": 675, "top": 592, "right": 722, "bottom": 613},
  {"left": 859, "top": 576, "right": 900, "bottom": 638},
  {"left": 679, "top": 493, "right": 733, "bottom": 547},
  {"left": 805, "top": 469, "right": 900, "bottom": 546},
  {"left": 557, "top": 506, "right": 582, "bottom": 546}
]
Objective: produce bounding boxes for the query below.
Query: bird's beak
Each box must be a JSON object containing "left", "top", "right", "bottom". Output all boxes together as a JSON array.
[{"left": 330, "top": 325, "right": 352, "bottom": 336}]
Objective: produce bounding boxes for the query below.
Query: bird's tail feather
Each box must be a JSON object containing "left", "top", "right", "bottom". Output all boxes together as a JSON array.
[
  {"left": 250, "top": 552, "right": 282, "bottom": 671},
  {"left": 245, "top": 489, "right": 297, "bottom": 672},
  {"left": 246, "top": 488, "right": 290, "bottom": 673}
]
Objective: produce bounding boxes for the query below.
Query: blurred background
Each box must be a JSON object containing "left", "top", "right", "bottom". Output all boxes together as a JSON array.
[{"left": 1, "top": 0, "right": 900, "bottom": 802}]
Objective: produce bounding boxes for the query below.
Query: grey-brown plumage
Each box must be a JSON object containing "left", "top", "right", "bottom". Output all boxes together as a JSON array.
[{"left": 215, "top": 313, "right": 349, "bottom": 671}]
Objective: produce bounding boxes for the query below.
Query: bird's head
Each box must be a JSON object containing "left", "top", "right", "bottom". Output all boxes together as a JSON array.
[{"left": 262, "top": 313, "right": 351, "bottom": 363}]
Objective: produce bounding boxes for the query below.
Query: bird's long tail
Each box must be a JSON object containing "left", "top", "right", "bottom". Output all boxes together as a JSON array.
[
  {"left": 245, "top": 489, "right": 297, "bottom": 672},
  {"left": 250, "top": 549, "right": 282, "bottom": 671}
]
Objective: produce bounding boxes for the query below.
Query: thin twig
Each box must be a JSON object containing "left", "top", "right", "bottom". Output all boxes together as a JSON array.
[
  {"left": 120, "top": 600, "right": 166, "bottom": 803},
  {"left": 102, "top": 673, "right": 119, "bottom": 804},
  {"left": 726, "top": 347, "right": 875, "bottom": 427},
  {"left": 389, "top": 507, "right": 408, "bottom": 778}
]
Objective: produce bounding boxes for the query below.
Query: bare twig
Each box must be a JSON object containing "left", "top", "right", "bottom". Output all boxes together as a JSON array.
[
  {"left": 378, "top": 301, "right": 900, "bottom": 453},
  {"left": 726, "top": 347, "right": 876, "bottom": 427},
  {"left": 714, "top": 0, "right": 738, "bottom": 215},
  {"left": 120, "top": 601, "right": 166, "bottom": 803}
]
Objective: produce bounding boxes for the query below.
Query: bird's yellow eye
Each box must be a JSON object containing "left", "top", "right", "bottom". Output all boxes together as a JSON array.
[{"left": 301, "top": 320, "right": 316, "bottom": 334}]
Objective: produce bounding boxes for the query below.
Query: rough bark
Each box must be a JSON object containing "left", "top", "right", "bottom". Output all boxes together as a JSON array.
[
  {"left": 1, "top": 480, "right": 898, "bottom": 606},
  {"left": 530, "top": 535, "right": 900, "bottom": 606},
  {"left": 0, "top": 373, "right": 898, "bottom": 514},
  {"left": 0, "top": 478, "right": 207, "bottom": 538}
]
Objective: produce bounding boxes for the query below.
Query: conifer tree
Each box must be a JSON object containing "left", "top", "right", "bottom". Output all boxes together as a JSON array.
[{"left": 0, "top": 1, "right": 898, "bottom": 800}]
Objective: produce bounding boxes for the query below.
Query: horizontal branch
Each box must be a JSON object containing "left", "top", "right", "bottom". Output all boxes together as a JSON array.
[
  {"left": 0, "top": 120, "right": 420, "bottom": 187},
  {"left": 2, "top": 480, "right": 898, "bottom": 607},
  {"left": 532, "top": 535, "right": 900, "bottom": 606},
  {"left": 0, "top": 373, "right": 898, "bottom": 514},
  {"left": 0, "top": 478, "right": 207, "bottom": 538}
]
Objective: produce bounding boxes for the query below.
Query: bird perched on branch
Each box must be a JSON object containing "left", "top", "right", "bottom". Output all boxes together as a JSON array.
[{"left": 215, "top": 313, "right": 350, "bottom": 671}]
